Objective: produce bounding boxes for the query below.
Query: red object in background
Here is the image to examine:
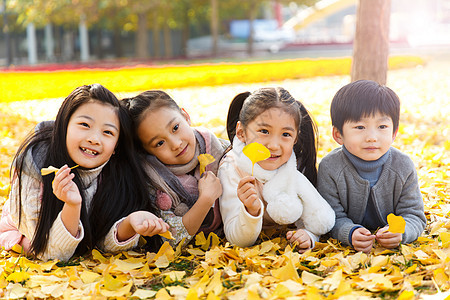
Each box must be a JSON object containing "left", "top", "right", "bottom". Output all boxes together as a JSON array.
[{"left": 274, "top": 1, "right": 283, "bottom": 28}]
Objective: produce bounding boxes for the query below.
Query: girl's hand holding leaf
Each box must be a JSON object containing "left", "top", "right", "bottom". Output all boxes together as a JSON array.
[
  {"left": 52, "top": 165, "right": 82, "bottom": 207},
  {"left": 41, "top": 164, "right": 78, "bottom": 176},
  {"left": 237, "top": 176, "right": 261, "bottom": 216},
  {"left": 198, "top": 154, "right": 215, "bottom": 176},
  {"left": 129, "top": 211, "right": 170, "bottom": 237}
]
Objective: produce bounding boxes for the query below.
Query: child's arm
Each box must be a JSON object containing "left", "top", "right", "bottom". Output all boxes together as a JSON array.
[
  {"left": 182, "top": 171, "right": 222, "bottom": 235},
  {"left": 390, "top": 161, "right": 426, "bottom": 244},
  {"left": 218, "top": 158, "right": 264, "bottom": 247},
  {"left": 98, "top": 211, "right": 169, "bottom": 254},
  {"left": 7, "top": 166, "right": 83, "bottom": 261}
]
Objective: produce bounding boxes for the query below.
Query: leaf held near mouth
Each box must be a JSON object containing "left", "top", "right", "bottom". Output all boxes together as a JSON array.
[
  {"left": 41, "top": 165, "right": 79, "bottom": 176},
  {"left": 242, "top": 142, "right": 271, "bottom": 175}
]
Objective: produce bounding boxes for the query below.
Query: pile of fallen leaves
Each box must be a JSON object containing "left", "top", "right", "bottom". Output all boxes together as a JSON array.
[{"left": 0, "top": 60, "right": 448, "bottom": 299}]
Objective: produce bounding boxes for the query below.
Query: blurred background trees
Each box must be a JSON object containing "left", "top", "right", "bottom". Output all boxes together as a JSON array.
[{"left": 0, "top": 0, "right": 323, "bottom": 65}]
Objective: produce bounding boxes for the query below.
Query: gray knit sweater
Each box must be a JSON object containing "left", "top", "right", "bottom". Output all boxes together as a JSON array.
[{"left": 317, "top": 147, "right": 426, "bottom": 246}]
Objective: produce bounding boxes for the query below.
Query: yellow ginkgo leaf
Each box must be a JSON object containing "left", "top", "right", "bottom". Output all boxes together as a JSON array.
[
  {"left": 242, "top": 142, "right": 270, "bottom": 175},
  {"left": 387, "top": 213, "right": 406, "bottom": 234},
  {"left": 11, "top": 244, "right": 23, "bottom": 254},
  {"left": 6, "top": 271, "right": 30, "bottom": 283},
  {"left": 159, "top": 230, "right": 175, "bottom": 240},
  {"left": 41, "top": 165, "right": 79, "bottom": 176},
  {"left": 40, "top": 166, "right": 59, "bottom": 176},
  {"left": 439, "top": 232, "right": 450, "bottom": 248},
  {"left": 198, "top": 154, "right": 216, "bottom": 175}
]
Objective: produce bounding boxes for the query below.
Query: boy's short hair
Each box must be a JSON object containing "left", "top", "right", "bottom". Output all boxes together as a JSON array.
[{"left": 331, "top": 80, "right": 400, "bottom": 134}]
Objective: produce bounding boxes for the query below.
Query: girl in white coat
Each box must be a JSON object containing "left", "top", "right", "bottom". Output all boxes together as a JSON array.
[{"left": 218, "top": 87, "right": 335, "bottom": 252}]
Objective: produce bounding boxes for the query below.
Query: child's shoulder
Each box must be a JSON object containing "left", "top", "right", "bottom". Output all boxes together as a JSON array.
[
  {"left": 319, "top": 147, "right": 345, "bottom": 166},
  {"left": 387, "top": 147, "right": 416, "bottom": 171}
]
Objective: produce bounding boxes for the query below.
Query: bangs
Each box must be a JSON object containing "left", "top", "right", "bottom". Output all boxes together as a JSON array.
[{"left": 331, "top": 80, "right": 400, "bottom": 132}]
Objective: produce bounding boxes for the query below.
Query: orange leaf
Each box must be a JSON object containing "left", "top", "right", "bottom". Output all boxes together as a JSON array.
[
  {"left": 159, "top": 230, "right": 175, "bottom": 240},
  {"left": 198, "top": 154, "right": 215, "bottom": 175},
  {"left": 242, "top": 142, "right": 270, "bottom": 175},
  {"left": 387, "top": 213, "right": 406, "bottom": 234}
]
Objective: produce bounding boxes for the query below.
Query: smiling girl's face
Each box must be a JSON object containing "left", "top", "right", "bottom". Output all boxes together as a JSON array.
[
  {"left": 236, "top": 107, "right": 297, "bottom": 171},
  {"left": 66, "top": 100, "right": 120, "bottom": 169},
  {"left": 137, "top": 107, "right": 196, "bottom": 165}
]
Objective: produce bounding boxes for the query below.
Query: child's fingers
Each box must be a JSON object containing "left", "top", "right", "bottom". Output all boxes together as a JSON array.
[
  {"left": 359, "top": 227, "right": 373, "bottom": 236},
  {"left": 238, "top": 176, "right": 255, "bottom": 188},
  {"left": 376, "top": 230, "right": 394, "bottom": 238}
]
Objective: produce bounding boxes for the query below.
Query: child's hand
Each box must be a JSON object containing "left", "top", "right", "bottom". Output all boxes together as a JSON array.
[
  {"left": 352, "top": 227, "right": 375, "bottom": 253},
  {"left": 128, "top": 211, "right": 170, "bottom": 237},
  {"left": 198, "top": 171, "right": 222, "bottom": 206},
  {"left": 287, "top": 229, "right": 312, "bottom": 253},
  {"left": 237, "top": 176, "right": 261, "bottom": 216},
  {"left": 52, "top": 165, "right": 82, "bottom": 207},
  {"left": 376, "top": 226, "right": 402, "bottom": 248}
]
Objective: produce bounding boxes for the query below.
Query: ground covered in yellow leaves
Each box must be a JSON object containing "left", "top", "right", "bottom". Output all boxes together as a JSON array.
[{"left": 0, "top": 59, "right": 449, "bottom": 299}]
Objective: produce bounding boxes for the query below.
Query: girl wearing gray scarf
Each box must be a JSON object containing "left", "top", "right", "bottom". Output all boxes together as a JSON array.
[{"left": 122, "top": 91, "right": 228, "bottom": 246}]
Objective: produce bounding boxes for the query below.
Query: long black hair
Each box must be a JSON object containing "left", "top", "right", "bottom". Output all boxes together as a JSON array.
[
  {"left": 12, "top": 84, "right": 159, "bottom": 257},
  {"left": 226, "top": 87, "right": 319, "bottom": 186}
]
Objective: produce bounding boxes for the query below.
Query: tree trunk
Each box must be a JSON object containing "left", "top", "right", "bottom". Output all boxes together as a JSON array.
[
  {"left": 113, "top": 25, "right": 123, "bottom": 58},
  {"left": 96, "top": 26, "right": 104, "bottom": 60},
  {"left": 152, "top": 10, "right": 161, "bottom": 58},
  {"left": 3, "top": 0, "right": 12, "bottom": 66},
  {"left": 79, "top": 15, "right": 90, "bottom": 62},
  {"left": 136, "top": 12, "right": 148, "bottom": 59},
  {"left": 45, "top": 23, "right": 55, "bottom": 62},
  {"left": 163, "top": 20, "right": 172, "bottom": 58},
  {"left": 181, "top": 1, "right": 190, "bottom": 57},
  {"left": 247, "top": 0, "right": 256, "bottom": 56},
  {"left": 210, "top": 0, "right": 219, "bottom": 57},
  {"left": 27, "top": 23, "right": 37, "bottom": 64},
  {"left": 351, "top": 0, "right": 391, "bottom": 85}
]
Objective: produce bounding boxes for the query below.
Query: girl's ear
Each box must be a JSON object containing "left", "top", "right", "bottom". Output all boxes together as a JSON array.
[
  {"left": 181, "top": 108, "right": 191, "bottom": 125},
  {"left": 332, "top": 127, "right": 344, "bottom": 145},
  {"left": 235, "top": 121, "right": 246, "bottom": 143}
]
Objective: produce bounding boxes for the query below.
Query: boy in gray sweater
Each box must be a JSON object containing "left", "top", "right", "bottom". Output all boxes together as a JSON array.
[{"left": 317, "top": 80, "right": 426, "bottom": 253}]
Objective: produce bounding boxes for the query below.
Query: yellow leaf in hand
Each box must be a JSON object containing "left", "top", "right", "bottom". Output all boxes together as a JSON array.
[
  {"left": 242, "top": 142, "right": 270, "bottom": 175},
  {"left": 387, "top": 213, "right": 406, "bottom": 234},
  {"left": 198, "top": 153, "right": 215, "bottom": 175},
  {"left": 159, "top": 230, "right": 174, "bottom": 240},
  {"left": 41, "top": 165, "right": 79, "bottom": 176},
  {"left": 40, "top": 166, "right": 59, "bottom": 176}
]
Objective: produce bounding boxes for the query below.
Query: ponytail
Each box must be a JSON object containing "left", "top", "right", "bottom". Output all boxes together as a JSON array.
[
  {"left": 294, "top": 101, "right": 318, "bottom": 186},
  {"left": 226, "top": 92, "right": 250, "bottom": 142}
]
